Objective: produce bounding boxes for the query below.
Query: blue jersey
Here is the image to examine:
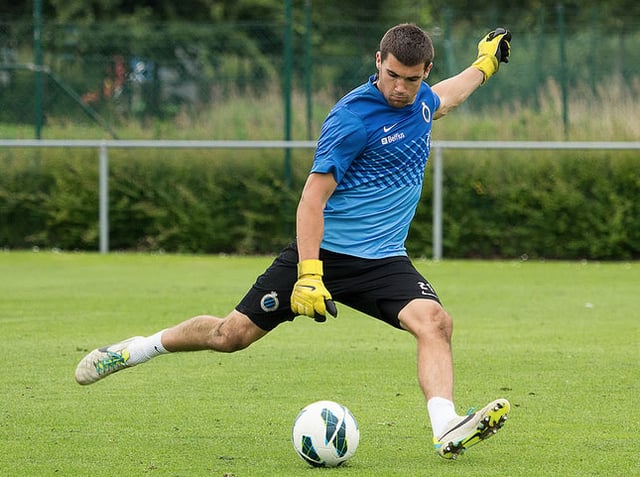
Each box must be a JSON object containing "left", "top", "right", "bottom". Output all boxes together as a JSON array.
[{"left": 311, "top": 75, "right": 440, "bottom": 259}]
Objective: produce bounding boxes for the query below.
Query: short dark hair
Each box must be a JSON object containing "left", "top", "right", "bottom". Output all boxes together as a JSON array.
[{"left": 379, "top": 23, "right": 434, "bottom": 70}]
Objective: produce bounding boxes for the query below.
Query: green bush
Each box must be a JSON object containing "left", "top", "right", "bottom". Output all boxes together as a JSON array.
[
  {"left": 0, "top": 152, "right": 54, "bottom": 247},
  {"left": 1, "top": 148, "right": 638, "bottom": 259},
  {"left": 0, "top": 148, "right": 307, "bottom": 253},
  {"left": 408, "top": 150, "right": 640, "bottom": 260}
]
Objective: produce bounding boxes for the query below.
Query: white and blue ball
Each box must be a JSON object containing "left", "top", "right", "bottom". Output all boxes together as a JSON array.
[{"left": 292, "top": 400, "right": 360, "bottom": 467}]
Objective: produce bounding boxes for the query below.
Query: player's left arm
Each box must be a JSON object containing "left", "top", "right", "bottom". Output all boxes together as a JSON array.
[{"left": 432, "top": 28, "right": 511, "bottom": 120}]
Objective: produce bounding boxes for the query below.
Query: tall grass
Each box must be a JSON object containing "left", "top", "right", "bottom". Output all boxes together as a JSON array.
[
  {"left": 434, "top": 77, "right": 640, "bottom": 141},
  {"left": 6, "top": 76, "right": 639, "bottom": 142}
]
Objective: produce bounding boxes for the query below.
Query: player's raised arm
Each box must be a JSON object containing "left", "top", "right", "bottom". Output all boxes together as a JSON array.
[{"left": 433, "top": 28, "right": 511, "bottom": 120}]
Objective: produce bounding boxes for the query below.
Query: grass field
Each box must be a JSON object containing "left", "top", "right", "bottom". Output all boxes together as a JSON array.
[{"left": 0, "top": 251, "right": 637, "bottom": 476}]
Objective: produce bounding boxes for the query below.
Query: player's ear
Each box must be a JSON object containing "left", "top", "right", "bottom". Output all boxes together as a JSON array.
[
  {"left": 423, "top": 62, "right": 433, "bottom": 79},
  {"left": 375, "top": 51, "right": 382, "bottom": 70}
]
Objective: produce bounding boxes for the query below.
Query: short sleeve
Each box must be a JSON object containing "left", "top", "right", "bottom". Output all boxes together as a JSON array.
[{"left": 311, "top": 107, "right": 368, "bottom": 184}]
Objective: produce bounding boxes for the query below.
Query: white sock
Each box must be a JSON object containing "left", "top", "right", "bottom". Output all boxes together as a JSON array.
[
  {"left": 427, "top": 397, "right": 459, "bottom": 438},
  {"left": 126, "top": 329, "right": 170, "bottom": 366}
]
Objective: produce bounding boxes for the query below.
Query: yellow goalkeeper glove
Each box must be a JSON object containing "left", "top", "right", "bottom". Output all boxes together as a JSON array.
[
  {"left": 471, "top": 27, "right": 512, "bottom": 83},
  {"left": 290, "top": 259, "right": 338, "bottom": 322}
]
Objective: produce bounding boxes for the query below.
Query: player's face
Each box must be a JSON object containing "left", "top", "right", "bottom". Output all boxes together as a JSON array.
[{"left": 375, "top": 52, "right": 432, "bottom": 108}]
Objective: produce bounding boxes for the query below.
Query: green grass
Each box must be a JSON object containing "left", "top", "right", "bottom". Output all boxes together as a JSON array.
[{"left": 0, "top": 252, "right": 637, "bottom": 476}]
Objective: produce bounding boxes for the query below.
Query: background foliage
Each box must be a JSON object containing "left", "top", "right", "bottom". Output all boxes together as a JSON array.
[
  {"left": 1, "top": 2, "right": 639, "bottom": 259},
  {"left": 1, "top": 1, "right": 639, "bottom": 129}
]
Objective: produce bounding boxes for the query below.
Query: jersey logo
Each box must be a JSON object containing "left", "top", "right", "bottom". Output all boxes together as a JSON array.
[
  {"left": 381, "top": 131, "right": 405, "bottom": 145},
  {"left": 383, "top": 122, "right": 398, "bottom": 133},
  {"left": 421, "top": 102, "right": 432, "bottom": 123}
]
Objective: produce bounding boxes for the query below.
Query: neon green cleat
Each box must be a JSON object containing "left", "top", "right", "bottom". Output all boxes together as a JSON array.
[
  {"left": 75, "top": 337, "right": 142, "bottom": 385},
  {"left": 433, "top": 398, "right": 510, "bottom": 459}
]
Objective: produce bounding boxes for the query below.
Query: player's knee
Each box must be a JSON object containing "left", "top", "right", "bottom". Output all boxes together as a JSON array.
[
  {"left": 400, "top": 300, "right": 452, "bottom": 339},
  {"left": 210, "top": 312, "right": 264, "bottom": 353},
  {"left": 430, "top": 306, "right": 453, "bottom": 337},
  {"left": 210, "top": 322, "right": 248, "bottom": 352}
]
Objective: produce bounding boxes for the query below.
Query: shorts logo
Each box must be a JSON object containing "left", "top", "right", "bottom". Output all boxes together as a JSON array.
[
  {"left": 260, "top": 291, "right": 280, "bottom": 312},
  {"left": 418, "top": 281, "right": 435, "bottom": 296}
]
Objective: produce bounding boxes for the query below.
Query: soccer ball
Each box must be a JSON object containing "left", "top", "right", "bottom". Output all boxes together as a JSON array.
[{"left": 292, "top": 400, "right": 360, "bottom": 467}]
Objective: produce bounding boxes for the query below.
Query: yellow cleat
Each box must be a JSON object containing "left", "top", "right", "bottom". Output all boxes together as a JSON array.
[{"left": 433, "top": 398, "right": 510, "bottom": 459}]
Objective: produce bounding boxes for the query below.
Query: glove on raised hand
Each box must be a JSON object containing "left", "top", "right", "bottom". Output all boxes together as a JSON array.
[
  {"left": 471, "top": 27, "right": 512, "bottom": 83},
  {"left": 290, "top": 259, "right": 338, "bottom": 322}
]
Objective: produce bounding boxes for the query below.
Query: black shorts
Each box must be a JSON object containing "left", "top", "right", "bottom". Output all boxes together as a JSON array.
[{"left": 236, "top": 243, "right": 441, "bottom": 331}]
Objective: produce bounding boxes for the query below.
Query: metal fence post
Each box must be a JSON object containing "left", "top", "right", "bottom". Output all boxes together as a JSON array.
[
  {"left": 557, "top": 2, "right": 569, "bottom": 139},
  {"left": 432, "top": 145, "right": 443, "bottom": 261},
  {"left": 33, "top": 0, "right": 44, "bottom": 139},
  {"left": 99, "top": 142, "right": 109, "bottom": 254}
]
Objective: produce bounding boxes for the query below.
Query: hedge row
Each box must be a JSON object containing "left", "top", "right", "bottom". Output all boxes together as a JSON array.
[
  {"left": 411, "top": 150, "right": 640, "bottom": 260},
  {"left": 0, "top": 149, "right": 303, "bottom": 255},
  {"left": 1, "top": 148, "right": 638, "bottom": 259}
]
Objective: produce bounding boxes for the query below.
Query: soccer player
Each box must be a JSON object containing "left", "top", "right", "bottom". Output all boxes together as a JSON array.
[{"left": 76, "top": 24, "right": 512, "bottom": 459}]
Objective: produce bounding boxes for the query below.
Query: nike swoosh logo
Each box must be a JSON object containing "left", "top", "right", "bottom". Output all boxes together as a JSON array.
[
  {"left": 383, "top": 123, "right": 398, "bottom": 133},
  {"left": 437, "top": 413, "right": 476, "bottom": 440},
  {"left": 298, "top": 285, "right": 316, "bottom": 291}
]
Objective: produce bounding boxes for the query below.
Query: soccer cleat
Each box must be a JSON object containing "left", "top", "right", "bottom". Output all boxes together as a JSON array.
[
  {"left": 75, "top": 337, "right": 142, "bottom": 385},
  {"left": 433, "top": 398, "right": 510, "bottom": 459}
]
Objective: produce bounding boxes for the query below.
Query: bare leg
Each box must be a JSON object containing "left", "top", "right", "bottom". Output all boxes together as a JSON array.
[
  {"left": 75, "top": 310, "right": 269, "bottom": 385},
  {"left": 374, "top": 298, "right": 511, "bottom": 458},
  {"left": 162, "top": 310, "right": 269, "bottom": 353},
  {"left": 397, "top": 298, "right": 457, "bottom": 439},
  {"left": 398, "top": 298, "right": 454, "bottom": 402}
]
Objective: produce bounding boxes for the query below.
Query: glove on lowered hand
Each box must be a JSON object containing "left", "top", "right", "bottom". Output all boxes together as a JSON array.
[{"left": 291, "top": 259, "right": 338, "bottom": 322}]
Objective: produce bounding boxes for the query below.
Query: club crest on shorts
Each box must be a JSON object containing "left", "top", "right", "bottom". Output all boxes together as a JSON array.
[{"left": 260, "top": 291, "right": 280, "bottom": 312}]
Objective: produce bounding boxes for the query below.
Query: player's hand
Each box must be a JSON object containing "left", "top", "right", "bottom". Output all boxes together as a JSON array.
[
  {"left": 291, "top": 259, "right": 338, "bottom": 322},
  {"left": 471, "top": 28, "right": 512, "bottom": 83}
]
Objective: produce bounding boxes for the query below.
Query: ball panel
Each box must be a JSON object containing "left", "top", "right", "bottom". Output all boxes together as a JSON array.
[
  {"left": 292, "top": 400, "right": 360, "bottom": 467},
  {"left": 299, "top": 434, "right": 324, "bottom": 467}
]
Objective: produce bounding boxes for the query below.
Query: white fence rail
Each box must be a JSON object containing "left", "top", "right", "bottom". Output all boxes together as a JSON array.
[{"left": 1, "top": 140, "right": 639, "bottom": 259}]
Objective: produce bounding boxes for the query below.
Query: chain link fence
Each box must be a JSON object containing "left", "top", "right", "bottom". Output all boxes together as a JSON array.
[{"left": 1, "top": 5, "right": 639, "bottom": 138}]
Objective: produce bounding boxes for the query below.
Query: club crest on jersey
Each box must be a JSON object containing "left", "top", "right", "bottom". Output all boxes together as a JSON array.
[
  {"left": 260, "top": 291, "right": 280, "bottom": 312},
  {"left": 422, "top": 102, "right": 432, "bottom": 123}
]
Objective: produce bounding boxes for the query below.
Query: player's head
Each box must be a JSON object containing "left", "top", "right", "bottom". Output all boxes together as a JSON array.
[
  {"left": 379, "top": 23, "right": 434, "bottom": 69},
  {"left": 375, "top": 23, "right": 434, "bottom": 108}
]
